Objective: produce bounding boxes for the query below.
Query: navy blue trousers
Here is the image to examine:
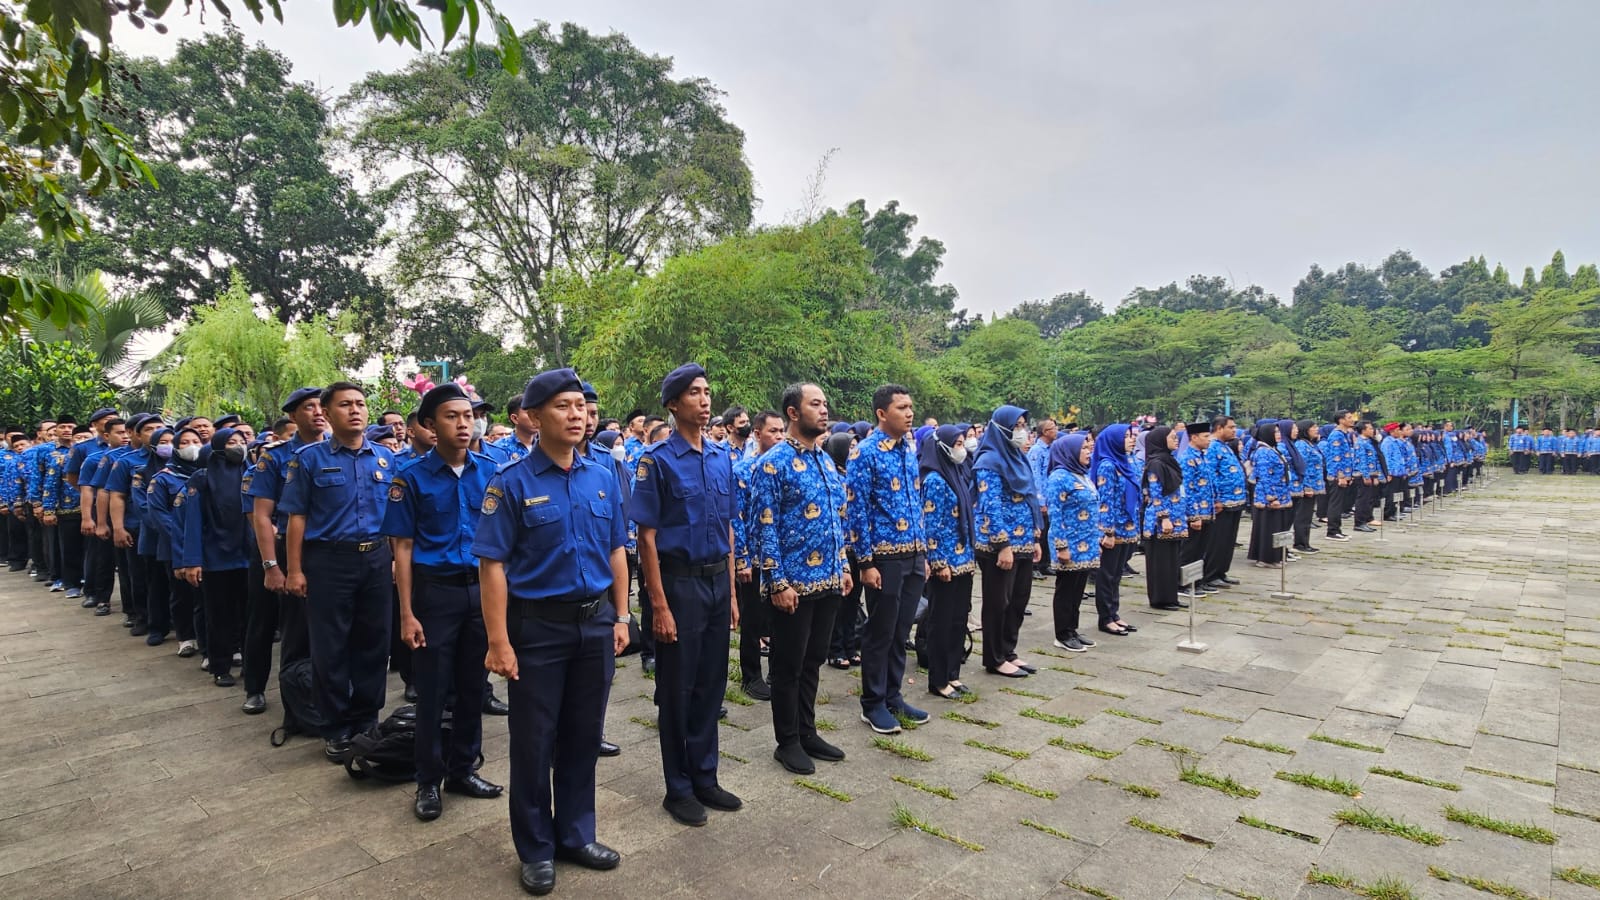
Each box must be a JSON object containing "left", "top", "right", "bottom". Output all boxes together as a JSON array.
[
  {"left": 506, "top": 602, "right": 614, "bottom": 864},
  {"left": 654, "top": 572, "right": 730, "bottom": 800},
  {"left": 411, "top": 579, "right": 487, "bottom": 785},
  {"left": 302, "top": 543, "right": 393, "bottom": 740},
  {"left": 858, "top": 556, "right": 927, "bottom": 714}
]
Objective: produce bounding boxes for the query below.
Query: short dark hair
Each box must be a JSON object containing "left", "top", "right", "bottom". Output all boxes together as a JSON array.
[
  {"left": 506, "top": 397, "right": 522, "bottom": 421},
  {"left": 1034, "top": 417, "right": 1056, "bottom": 432},
  {"left": 599, "top": 418, "right": 619, "bottom": 433},
  {"left": 871, "top": 384, "right": 910, "bottom": 416},
  {"left": 1356, "top": 420, "right": 1374, "bottom": 434},
  {"left": 721, "top": 405, "right": 746, "bottom": 424},
  {"left": 780, "top": 383, "right": 816, "bottom": 423},
  {"left": 104, "top": 418, "right": 127, "bottom": 431},
  {"left": 320, "top": 381, "right": 366, "bottom": 407},
  {"left": 626, "top": 409, "right": 645, "bottom": 423},
  {"left": 647, "top": 423, "right": 671, "bottom": 442},
  {"left": 1336, "top": 409, "right": 1353, "bottom": 422},
  {"left": 381, "top": 409, "right": 402, "bottom": 422},
  {"left": 643, "top": 415, "right": 664, "bottom": 429},
  {"left": 271, "top": 416, "right": 292, "bottom": 433},
  {"left": 751, "top": 410, "right": 781, "bottom": 431},
  {"left": 1211, "top": 415, "right": 1234, "bottom": 431}
]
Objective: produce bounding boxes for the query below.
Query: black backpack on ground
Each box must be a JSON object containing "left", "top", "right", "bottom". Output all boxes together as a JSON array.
[
  {"left": 270, "top": 657, "right": 331, "bottom": 747},
  {"left": 340, "top": 704, "right": 481, "bottom": 784}
]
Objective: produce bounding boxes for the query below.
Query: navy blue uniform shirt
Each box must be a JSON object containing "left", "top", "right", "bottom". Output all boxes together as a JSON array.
[
  {"left": 471, "top": 444, "right": 625, "bottom": 601},
  {"left": 381, "top": 449, "right": 498, "bottom": 573},
  {"left": 629, "top": 431, "right": 735, "bottom": 564},
  {"left": 278, "top": 438, "right": 395, "bottom": 542}
]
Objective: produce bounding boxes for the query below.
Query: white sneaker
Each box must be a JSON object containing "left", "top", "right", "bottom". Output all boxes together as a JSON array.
[
  {"left": 233, "top": 652, "right": 243, "bottom": 664},
  {"left": 177, "top": 639, "right": 199, "bottom": 656},
  {"left": 200, "top": 657, "right": 210, "bottom": 671}
]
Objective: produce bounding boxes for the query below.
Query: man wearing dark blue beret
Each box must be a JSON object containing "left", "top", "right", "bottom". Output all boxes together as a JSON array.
[
  {"left": 631, "top": 363, "right": 741, "bottom": 827},
  {"left": 472, "top": 367, "right": 630, "bottom": 895}
]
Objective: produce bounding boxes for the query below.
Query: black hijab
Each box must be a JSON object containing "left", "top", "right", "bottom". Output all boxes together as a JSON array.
[
  {"left": 203, "top": 427, "right": 246, "bottom": 526},
  {"left": 918, "top": 424, "right": 974, "bottom": 543},
  {"left": 824, "top": 433, "right": 853, "bottom": 472},
  {"left": 1277, "top": 420, "right": 1306, "bottom": 477},
  {"left": 1144, "top": 426, "right": 1181, "bottom": 495}
]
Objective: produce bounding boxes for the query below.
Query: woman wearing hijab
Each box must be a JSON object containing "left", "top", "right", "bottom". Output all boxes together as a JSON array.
[
  {"left": 176, "top": 427, "right": 253, "bottom": 687},
  {"left": 149, "top": 427, "right": 206, "bottom": 662},
  {"left": 1090, "top": 424, "right": 1140, "bottom": 636},
  {"left": 825, "top": 431, "right": 866, "bottom": 671},
  {"left": 973, "top": 405, "right": 1040, "bottom": 676},
  {"left": 1292, "top": 421, "right": 1323, "bottom": 553},
  {"left": 1247, "top": 423, "right": 1292, "bottom": 568},
  {"left": 919, "top": 425, "right": 977, "bottom": 697},
  {"left": 1140, "top": 426, "right": 1189, "bottom": 610},
  {"left": 134, "top": 427, "right": 176, "bottom": 646},
  {"left": 1047, "top": 431, "right": 1102, "bottom": 652},
  {"left": 1276, "top": 421, "right": 1306, "bottom": 560}
]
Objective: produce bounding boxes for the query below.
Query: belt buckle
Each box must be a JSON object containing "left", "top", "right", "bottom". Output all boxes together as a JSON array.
[{"left": 358, "top": 540, "right": 378, "bottom": 552}]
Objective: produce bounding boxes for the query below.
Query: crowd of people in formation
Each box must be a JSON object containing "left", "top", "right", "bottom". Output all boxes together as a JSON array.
[
  {"left": 0, "top": 365, "right": 1512, "bottom": 896},
  {"left": 1506, "top": 424, "right": 1600, "bottom": 475}
]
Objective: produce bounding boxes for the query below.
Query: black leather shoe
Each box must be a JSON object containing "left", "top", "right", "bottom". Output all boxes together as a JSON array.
[
  {"left": 984, "top": 666, "right": 1030, "bottom": 678},
  {"left": 81, "top": 596, "right": 98, "bottom": 608},
  {"left": 1222, "top": 576, "right": 1240, "bottom": 585},
  {"left": 1151, "top": 601, "right": 1188, "bottom": 611},
  {"left": 597, "top": 739, "right": 621, "bottom": 757},
  {"left": 663, "top": 794, "right": 708, "bottom": 826},
  {"left": 695, "top": 784, "right": 742, "bottom": 812},
  {"left": 641, "top": 657, "right": 656, "bottom": 676},
  {"left": 414, "top": 784, "right": 442, "bottom": 821},
  {"left": 554, "top": 841, "right": 620, "bottom": 871},
  {"left": 774, "top": 743, "right": 815, "bottom": 775},
  {"left": 324, "top": 737, "right": 352, "bottom": 763},
  {"left": 242, "top": 693, "right": 266, "bottom": 715},
  {"left": 403, "top": 683, "right": 418, "bottom": 703},
  {"left": 130, "top": 620, "right": 148, "bottom": 636},
  {"left": 741, "top": 679, "right": 771, "bottom": 701},
  {"left": 520, "top": 861, "right": 555, "bottom": 895},
  {"left": 444, "top": 773, "right": 504, "bottom": 799},
  {"left": 1013, "top": 662, "right": 1038, "bottom": 674},
  {"left": 214, "top": 673, "right": 236, "bottom": 687},
  {"left": 483, "top": 692, "right": 510, "bottom": 716},
  {"left": 800, "top": 734, "right": 846, "bottom": 761},
  {"left": 94, "top": 604, "right": 111, "bottom": 616}
]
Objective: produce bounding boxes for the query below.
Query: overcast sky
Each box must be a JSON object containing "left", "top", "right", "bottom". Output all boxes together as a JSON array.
[{"left": 120, "top": 0, "right": 1600, "bottom": 318}]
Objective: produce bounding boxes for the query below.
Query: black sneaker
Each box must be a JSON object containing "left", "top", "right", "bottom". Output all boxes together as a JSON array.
[
  {"left": 1074, "top": 632, "right": 1096, "bottom": 648},
  {"left": 774, "top": 744, "right": 815, "bottom": 775},
  {"left": 663, "top": 794, "right": 707, "bottom": 826},
  {"left": 741, "top": 679, "right": 771, "bottom": 702},
  {"left": 1326, "top": 534, "right": 1350, "bottom": 543},
  {"left": 694, "top": 784, "right": 743, "bottom": 812},
  {"left": 324, "top": 737, "right": 352, "bottom": 763},
  {"left": 1052, "top": 636, "right": 1087, "bottom": 653}
]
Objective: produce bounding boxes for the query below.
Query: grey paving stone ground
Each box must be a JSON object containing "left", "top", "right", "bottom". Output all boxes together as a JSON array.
[{"left": 5, "top": 470, "right": 1600, "bottom": 899}]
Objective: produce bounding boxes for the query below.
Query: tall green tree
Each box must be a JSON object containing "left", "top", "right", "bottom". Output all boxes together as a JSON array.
[
  {"left": 19, "top": 269, "right": 167, "bottom": 385},
  {"left": 347, "top": 22, "right": 754, "bottom": 365},
  {"left": 1008, "top": 290, "right": 1104, "bottom": 339}
]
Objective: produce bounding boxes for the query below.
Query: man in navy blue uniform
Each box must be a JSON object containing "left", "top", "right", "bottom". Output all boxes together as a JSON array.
[
  {"left": 279, "top": 381, "right": 396, "bottom": 761},
  {"left": 383, "top": 382, "right": 504, "bottom": 822},
  {"left": 631, "top": 363, "right": 741, "bottom": 827},
  {"left": 472, "top": 368, "right": 630, "bottom": 896}
]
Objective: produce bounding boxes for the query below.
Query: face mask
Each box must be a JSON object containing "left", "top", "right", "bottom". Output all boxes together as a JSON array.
[
  {"left": 223, "top": 446, "right": 247, "bottom": 464},
  {"left": 963, "top": 437, "right": 978, "bottom": 454},
  {"left": 736, "top": 424, "right": 753, "bottom": 439},
  {"left": 177, "top": 446, "right": 200, "bottom": 462},
  {"left": 609, "top": 444, "right": 626, "bottom": 463},
  {"left": 947, "top": 443, "right": 967, "bottom": 465},
  {"left": 1008, "top": 425, "right": 1028, "bottom": 450},
  {"left": 155, "top": 444, "right": 173, "bottom": 460},
  {"left": 471, "top": 418, "right": 488, "bottom": 441}
]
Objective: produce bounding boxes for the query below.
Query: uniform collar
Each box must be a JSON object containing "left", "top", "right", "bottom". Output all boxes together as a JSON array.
[
  {"left": 421, "top": 448, "right": 486, "bottom": 474},
  {"left": 528, "top": 443, "right": 588, "bottom": 475},
  {"left": 328, "top": 438, "right": 374, "bottom": 456},
  {"left": 869, "top": 426, "right": 910, "bottom": 449},
  {"left": 664, "top": 431, "right": 708, "bottom": 458}
]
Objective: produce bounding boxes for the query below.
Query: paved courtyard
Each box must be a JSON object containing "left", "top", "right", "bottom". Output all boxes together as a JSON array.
[{"left": 5, "top": 471, "right": 1600, "bottom": 899}]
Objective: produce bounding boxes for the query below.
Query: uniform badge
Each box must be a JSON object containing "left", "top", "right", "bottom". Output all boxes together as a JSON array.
[
  {"left": 762, "top": 461, "right": 776, "bottom": 475},
  {"left": 805, "top": 551, "right": 822, "bottom": 567},
  {"left": 636, "top": 464, "right": 649, "bottom": 480},
  {"left": 895, "top": 518, "right": 909, "bottom": 531},
  {"left": 890, "top": 476, "right": 901, "bottom": 491},
  {"left": 388, "top": 483, "right": 404, "bottom": 502},
  {"left": 377, "top": 457, "right": 388, "bottom": 468},
  {"left": 803, "top": 503, "right": 821, "bottom": 520},
  {"left": 482, "top": 495, "right": 499, "bottom": 515},
  {"left": 877, "top": 438, "right": 893, "bottom": 452},
  {"left": 598, "top": 490, "right": 606, "bottom": 499},
  {"left": 1077, "top": 541, "right": 1089, "bottom": 553},
  {"left": 791, "top": 457, "right": 807, "bottom": 473},
  {"left": 1078, "top": 510, "right": 1090, "bottom": 521}
]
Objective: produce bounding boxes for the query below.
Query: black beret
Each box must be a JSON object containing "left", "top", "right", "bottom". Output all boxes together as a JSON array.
[
  {"left": 417, "top": 382, "right": 470, "bottom": 422},
  {"left": 660, "top": 362, "right": 706, "bottom": 407},
  {"left": 364, "top": 424, "right": 396, "bottom": 443},
  {"left": 523, "top": 368, "right": 584, "bottom": 410},
  {"left": 1186, "top": 421, "right": 1211, "bottom": 435},
  {"left": 125, "top": 413, "right": 154, "bottom": 432},
  {"left": 282, "top": 387, "right": 322, "bottom": 413},
  {"left": 55, "top": 414, "right": 77, "bottom": 426},
  {"left": 173, "top": 417, "right": 194, "bottom": 432},
  {"left": 581, "top": 381, "right": 598, "bottom": 403},
  {"left": 213, "top": 414, "right": 241, "bottom": 430},
  {"left": 88, "top": 407, "right": 117, "bottom": 424},
  {"left": 470, "top": 397, "right": 493, "bottom": 413}
]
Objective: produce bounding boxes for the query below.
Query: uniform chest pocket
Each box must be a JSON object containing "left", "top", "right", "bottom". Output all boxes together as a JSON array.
[
  {"left": 313, "top": 472, "right": 347, "bottom": 488},
  {"left": 521, "top": 503, "right": 564, "bottom": 549},
  {"left": 589, "top": 499, "right": 614, "bottom": 520}
]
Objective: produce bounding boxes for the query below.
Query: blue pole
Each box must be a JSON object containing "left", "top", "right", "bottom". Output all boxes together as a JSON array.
[
  {"left": 1224, "top": 382, "right": 1232, "bottom": 417},
  {"left": 1511, "top": 398, "right": 1520, "bottom": 430}
]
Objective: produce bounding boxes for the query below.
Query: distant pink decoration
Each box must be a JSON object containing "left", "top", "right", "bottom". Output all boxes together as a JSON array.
[
  {"left": 404, "top": 373, "right": 436, "bottom": 395},
  {"left": 454, "top": 375, "right": 476, "bottom": 396}
]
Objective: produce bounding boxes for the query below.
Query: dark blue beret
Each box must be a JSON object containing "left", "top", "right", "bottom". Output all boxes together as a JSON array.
[
  {"left": 126, "top": 413, "right": 156, "bottom": 432},
  {"left": 364, "top": 424, "right": 396, "bottom": 443},
  {"left": 418, "top": 382, "right": 470, "bottom": 422},
  {"left": 281, "top": 387, "right": 322, "bottom": 413},
  {"left": 522, "top": 368, "right": 584, "bottom": 410},
  {"left": 174, "top": 417, "right": 195, "bottom": 432},
  {"left": 830, "top": 422, "right": 852, "bottom": 434},
  {"left": 212, "top": 414, "right": 241, "bottom": 430},
  {"left": 88, "top": 407, "right": 117, "bottom": 424},
  {"left": 470, "top": 397, "right": 493, "bottom": 413},
  {"left": 659, "top": 363, "right": 706, "bottom": 407},
  {"left": 581, "top": 381, "right": 598, "bottom": 403}
]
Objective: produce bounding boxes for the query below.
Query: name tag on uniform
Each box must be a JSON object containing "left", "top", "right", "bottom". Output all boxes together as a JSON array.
[{"left": 527, "top": 495, "right": 550, "bottom": 506}]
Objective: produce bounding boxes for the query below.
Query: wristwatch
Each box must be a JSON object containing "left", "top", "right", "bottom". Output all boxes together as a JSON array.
[
  {"left": 262, "top": 560, "right": 279, "bottom": 570},
  {"left": 615, "top": 613, "right": 632, "bottom": 624}
]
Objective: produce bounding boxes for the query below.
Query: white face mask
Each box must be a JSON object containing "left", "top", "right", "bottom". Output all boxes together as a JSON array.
[
  {"left": 177, "top": 445, "right": 201, "bottom": 462},
  {"left": 963, "top": 437, "right": 978, "bottom": 454},
  {"left": 609, "top": 444, "right": 625, "bottom": 462},
  {"left": 471, "top": 418, "right": 488, "bottom": 441},
  {"left": 947, "top": 443, "right": 967, "bottom": 465},
  {"left": 1008, "top": 425, "right": 1028, "bottom": 450}
]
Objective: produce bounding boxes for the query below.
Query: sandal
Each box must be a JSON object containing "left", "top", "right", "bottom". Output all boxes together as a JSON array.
[{"left": 1098, "top": 624, "right": 1130, "bottom": 636}]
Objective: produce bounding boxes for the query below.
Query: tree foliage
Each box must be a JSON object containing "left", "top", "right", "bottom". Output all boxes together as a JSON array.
[{"left": 0, "top": 340, "right": 117, "bottom": 429}]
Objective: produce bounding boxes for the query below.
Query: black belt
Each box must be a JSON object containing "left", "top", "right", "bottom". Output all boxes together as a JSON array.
[
  {"left": 307, "top": 539, "right": 385, "bottom": 553},
  {"left": 873, "top": 550, "right": 917, "bottom": 562},
  {"left": 659, "top": 557, "right": 728, "bottom": 578},
  {"left": 415, "top": 565, "right": 478, "bottom": 586},
  {"left": 518, "top": 592, "right": 610, "bottom": 622}
]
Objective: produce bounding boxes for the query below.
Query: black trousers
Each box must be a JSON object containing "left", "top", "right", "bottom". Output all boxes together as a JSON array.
[
  {"left": 41, "top": 523, "right": 59, "bottom": 582},
  {"left": 977, "top": 551, "right": 1034, "bottom": 670},
  {"left": 828, "top": 554, "right": 865, "bottom": 662},
  {"left": 1564, "top": 454, "right": 1579, "bottom": 475},
  {"left": 1354, "top": 481, "right": 1377, "bottom": 525},
  {"left": 1325, "top": 483, "right": 1348, "bottom": 536},
  {"left": 1203, "top": 508, "right": 1242, "bottom": 583},
  {"left": 26, "top": 513, "right": 45, "bottom": 577},
  {"left": 736, "top": 577, "right": 769, "bottom": 685},
  {"left": 654, "top": 572, "right": 730, "bottom": 800},
  {"left": 1052, "top": 568, "right": 1091, "bottom": 640},
  {"left": 1181, "top": 522, "right": 1208, "bottom": 569},
  {"left": 1383, "top": 477, "right": 1405, "bottom": 519},
  {"left": 87, "top": 536, "right": 116, "bottom": 604},
  {"left": 1292, "top": 495, "right": 1315, "bottom": 548},
  {"left": 1094, "top": 542, "right": 1130, "bottom": 628},
  {"left": 119, "top": 545, "right": 146, "bottom": 623},
  {"left": 411, "top": 578, "right": 488, "bottom": 786},
  {"left": 144, "top": 556, "right": 171, "bottom": 637},
  {"left": 170, "top": 574, "right": 199, "bottom": 642},
  {"left": 56, "top": 515, "right": 84, "bottom": 590},
  {"left": 302, "top": 542, "right": 394, "bottom": 740},
  {"left": 203, "top": 568, "right": 248, "bottom": 676},
  {"left": 243, "top": 545, "right": 278, "bottom": 694},
  {"left": 5, "top": 512, "right": 26, "bottom": 567},
  {"left": 1145, "top": 538, "right": 1182, "bottom": 607},
  {"left": 768, "top": 591, "right": 841, "bottom": 749},
  {"left": 1512, "top": 452, "right": 1528, "bottom": 474},
  {"left": 925, "top": 573, "right": 973, "bottom": 692},
  {"left": 389, "top": 587, "right": 413, "bottom": 687},
  {"left": 858, "top": 555, "right": 927, "bottom": 714},
  {"left": 1249, "top": 506, "right": 1288, "bottom": 563},
  {"left": 1539, "top": 453, "right": 1555, "bottom": 474}
]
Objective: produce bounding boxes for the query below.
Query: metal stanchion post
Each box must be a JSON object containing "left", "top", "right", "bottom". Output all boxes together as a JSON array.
[
  {"left": 1177, "top": 560, "right": 1206, "bottom": 653},
  {"left": 1271, "top": 530, "right": 1294, "bottom": 600}
]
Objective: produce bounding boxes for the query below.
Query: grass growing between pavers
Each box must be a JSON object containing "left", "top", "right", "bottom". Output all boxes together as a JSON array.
[
  {"left": 1306, "top": 868, "right": 1419, "bottom": 899},
  {"left": 1135, "top": 737, "right": 1198, "bottom": 755},
  {"left": 1368, "top": 767, "right": 1460, "bottom": 791},
  {"left": 1332, "top": 808, "right": 1446, "bottom": 845},
  {"left": 1308, "top": 733, "right": 1385, "bottom": 753},
  {"left": 1554, "top": 806, "right": 1600, "bottom": 824},
  {"left": 893, "top": 710, "right": 924, "bottom": 731},
  {"left": 1223, "top": 736, "right": 1295, "bottom": 755},
  {"left": 942, "top": 711, "right": 1000, "bottom": 729},
  {"left": 1178, "top": 767, "right": 1261, "bottom": 799},
  {"left": 1462, "top": 765, "right": 1556, "bottom": 788},
  {"left": 815, "top": 717, "right": 838, "bottom": 732},
  {"left": 1075, "top": 686, "right": 1128, "bottom": 699},
  {"left": 1182, "top": 707, "right": 1244, "bottom": 723},
  {"left": 1427, "top": 866, "right": 1541, "bottom": 899},
  {"left": 890, "top": 774, "right": 956, "bottom": 800},
  {"left": 984, "top": 770, "right": 1059, "bottom": 800},
  {"left": 1557, "top": 867, "right": 1600, "bottom": 889},
  {"left": 1442, "top": 805, "right": 1557, "bottom": 844},
  {"left": 998, "top": 686, "right": 1051, "bottom": 700},
  {"left": 724, "top": 685, "right": 755, "bottom": 706},
  {"left": 891, "top": 802, "right": 984, "bottom": 852},
  {"left": 1020, "top": 707, "right": 1084, "bottom": 727},
  {"left": 1019, "top": 818, "right": 1071, "bottom": 841},
  {"left": 1105, "top": 708, "right": 1162, "bottom": 724},
  {"left": 719, "top": 750, "right": 749, "bottom": 764},
  {"left": 1127, "top": 816, "right": 1215, "bottom": 848},
  {"left": 629, "top": 715, "right": 658, "bottom": 730},
  {"left": 964, "top": 738, "right": 1031, "bottom": 760},
  {"left": 1236, "top": 814, "right": 1322, "bottom": 843},
  {"left": 793, "top": 778, "right": 852, "bottom": 802},
  {"left": 1087, "top": 774, "right": 1161, "bottom": 798},
  {"left": 872, "top": 736, "right": 933, "bottom": 761},
  {"left": 1048, "top": 737, "right": 1119, "bottom": 759},
  {"left": 1061, "top": 880, "right": 1119, "bottom": 899}
]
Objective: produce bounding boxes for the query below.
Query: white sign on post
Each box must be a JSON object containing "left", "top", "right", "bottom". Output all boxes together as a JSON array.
[
  {"left": 1176, "top": 561, "right": 1207, "bottom": 654},
  {"left": 1271, "top": 530, "right": 1294, "bottom": 549},
  {"left": 1271, "top": 531, "right": 1295, "bottom": 600}
]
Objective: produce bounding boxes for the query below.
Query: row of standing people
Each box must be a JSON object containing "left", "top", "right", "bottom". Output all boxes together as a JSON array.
[{"left": 1508, "top": 425, "right": 1600, "bottom": 475}]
